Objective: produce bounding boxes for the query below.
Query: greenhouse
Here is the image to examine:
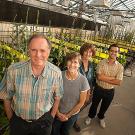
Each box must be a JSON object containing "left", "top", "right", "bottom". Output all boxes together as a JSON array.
[{"left": 0, "top": 0, "right": 135, "bottom": 135}]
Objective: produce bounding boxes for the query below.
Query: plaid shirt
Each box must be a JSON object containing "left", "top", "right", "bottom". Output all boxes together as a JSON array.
[
  {"left": 0, "top": 73, "right": 8, "bottom": 99},
  {"left": 96, "top": 59, "right": 123, "bottom": 89},
  {"left": 0, "top": 60, "right": 63, "bottom": 120}
]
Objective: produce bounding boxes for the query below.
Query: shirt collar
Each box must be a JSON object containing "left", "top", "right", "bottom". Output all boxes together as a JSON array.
[
  {"left": 28, "top": 60, "right": 48, "bottom": 78},
  {"left": 41, "top": 62, "right": 48, "bottom": 78},
  {"left": 107, "top": 58, "right": 118, "bottom": 65}
]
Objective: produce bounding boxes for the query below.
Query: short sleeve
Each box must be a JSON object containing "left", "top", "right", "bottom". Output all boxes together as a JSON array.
[
  {"left": 0, "top": 64, "right": 16, "bottom": 100},
  {"left": 116, "top": 65, "right": 124, "bottom": 80},
  {"left": 54, "top": 71, "right": 64, "bottom": 98},
  {"left": 80, "top": 76, "right": 90, "bottom": 92},
  {"left": 96, "top": 61, "right": 104, "bottom": 74},
  {"left": 0, "top": 73, "right": 8, "bottom": 99}
]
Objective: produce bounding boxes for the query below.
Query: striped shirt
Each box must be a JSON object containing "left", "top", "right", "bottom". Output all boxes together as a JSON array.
[
  {"left": 0, "top": 73, "right": 8, "bottom": 99},
  {"left": 96, "top": 59, "right": 123, "bottom": 89},
  {"left": 0, "top": 60, "right": 63, "bottom": 120}
]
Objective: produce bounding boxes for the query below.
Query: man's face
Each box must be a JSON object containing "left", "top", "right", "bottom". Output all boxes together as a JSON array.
[
  {"left": 109, "top": 47, "right": 119, "bottom": 60},
  {"left": 28, "top": 37, "right": 50, "bottom": 67}
]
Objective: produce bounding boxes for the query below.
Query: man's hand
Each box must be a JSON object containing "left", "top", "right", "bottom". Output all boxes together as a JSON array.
[
  {"left": 97, "top": 73, "right": 122, "bottom": 85},
  {"left": 57, "top": 112, "right": 68, "bottom": 122},
  {"left": 85, "top": 90, "right": 92, "bottom": 104},
  {"left": 50, "top": 96, "right": 60, "bottom": 118},
  {"left": 4, "top": 99, "right": 13, "bottom": 120},
  {"left": 98, "top": 73, "right": 115, "bottom": 81}
]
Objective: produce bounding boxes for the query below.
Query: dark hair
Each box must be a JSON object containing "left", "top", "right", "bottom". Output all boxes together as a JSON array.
[
  {"left": 28, "top": 34, "right": 52, "bottom": 49},
  {"left": 80, "top": 43, "right": 96, "bottom": 57},
  {"left": 108, "top": 44, "right": 119, "bottom": 51},
  {"left": 65, "top": 52, "right": 81, "bottom": 64}
]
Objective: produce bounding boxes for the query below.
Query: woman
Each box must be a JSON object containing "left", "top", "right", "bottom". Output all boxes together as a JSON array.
[
  {"left": 73, "top": 43, "right": 96, "bottom": 132},
  {"left": 52, "top": 52, "right": 90, "bottom": 135}
]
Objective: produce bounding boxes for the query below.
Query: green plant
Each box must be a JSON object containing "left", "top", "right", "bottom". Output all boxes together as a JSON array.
[
  {"left": 124, "top": 31, "right": 135, "bottom": 44},
  {"left": 0, "top": 43, "right": 28, "bottom": 80},
  {"left": 0, "top": 101, "right": 9, "bottom": 135}
]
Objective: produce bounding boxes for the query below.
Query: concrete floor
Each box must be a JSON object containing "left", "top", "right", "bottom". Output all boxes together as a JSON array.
[{"left": 71, "top": 76, "right": 135, "bottom": 135}]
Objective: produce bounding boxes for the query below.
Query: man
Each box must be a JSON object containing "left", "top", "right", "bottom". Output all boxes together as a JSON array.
[
  {"left": 85, "top": 44, "right": 124, "bottom": 128},
  {"left": 0, "top": 34, "right": 63, "bottom": 135}
]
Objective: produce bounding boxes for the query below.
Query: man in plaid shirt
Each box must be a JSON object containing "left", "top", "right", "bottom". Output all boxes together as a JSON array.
[{"left": 0, "top": 34, "right": 63, "bottom": 135}]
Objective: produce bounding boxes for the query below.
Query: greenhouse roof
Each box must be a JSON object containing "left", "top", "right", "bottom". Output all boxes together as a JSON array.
[
  {"left": 39, "top": 0, "right": 135, "bottom": 22},
  {"left": 3, "top": 0, "right": 135, "bottom": 27}
]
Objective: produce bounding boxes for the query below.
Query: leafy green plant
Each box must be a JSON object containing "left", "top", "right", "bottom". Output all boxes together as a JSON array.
[
  {"left": 0, "top": 100, "right": 9, "bottom": 135},
  {"left": 124, "top": 31, "right": 135, "bottom": 44},
  {"left": 0, "top": 43, "right": 28, "bottom": 80}
]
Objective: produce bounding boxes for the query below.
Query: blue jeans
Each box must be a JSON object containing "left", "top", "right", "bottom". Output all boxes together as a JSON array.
[{"left": 52, "top": 114, "right": 78, "bottom": 135}]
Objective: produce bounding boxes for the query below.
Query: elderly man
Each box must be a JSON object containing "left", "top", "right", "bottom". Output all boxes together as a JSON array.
[{"left": 0, "top": 34, "right": 63, "bottom": 135}]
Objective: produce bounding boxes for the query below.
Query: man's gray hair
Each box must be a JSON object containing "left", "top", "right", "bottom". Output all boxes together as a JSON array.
[{"left": 28, "top": 34, "right": 52, "bottom": 49}]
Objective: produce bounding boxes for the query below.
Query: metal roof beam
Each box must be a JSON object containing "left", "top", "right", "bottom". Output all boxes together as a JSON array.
[
  {"left": 112, "top": 0, "right": 127, "bottom": 8},
  {"left": 110, "top": 0, "right": 118, "bottom": 6},
  {"left": 68, "top": 0, "right": 81, "bottom": 9},
  {"left": 117, "top": 0, "right": 131, "bottom": 10}
]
